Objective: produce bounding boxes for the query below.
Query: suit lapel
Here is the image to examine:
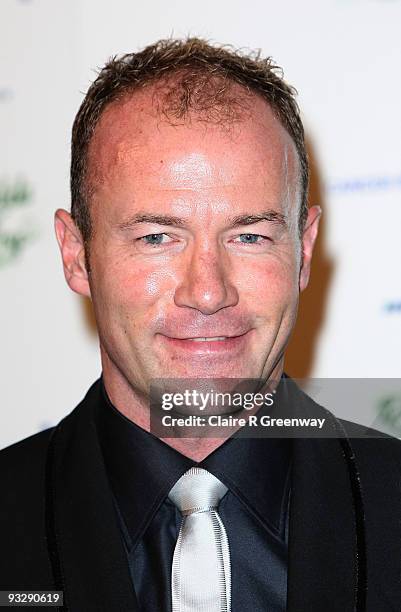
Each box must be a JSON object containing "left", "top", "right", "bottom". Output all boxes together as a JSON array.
[
  {"left": 287, "top": 436, "right": 359, "bottom": 611},
  {"left": 45, "top": 381, "right": 139, "bottom": 612},
  {"left": 284, "top": 380, "right": 366, "bottom": 611}
]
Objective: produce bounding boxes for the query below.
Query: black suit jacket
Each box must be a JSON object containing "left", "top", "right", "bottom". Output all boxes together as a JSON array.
[{"left": 1, "top": 378, "right": 400, "bottom": 611}]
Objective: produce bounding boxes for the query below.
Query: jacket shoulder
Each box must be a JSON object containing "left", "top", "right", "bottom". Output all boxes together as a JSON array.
[
  {"left": 0, "top": 427, "right": 55, "bottom": 489},
  {"left": 346, "top": 427, "right": 401, "bottom": 490},
  {"left": 0, "top": 428, "right": 56, "bottom": 589},
  {"left": 0, "top": 426, "right": 54, "bottom": 459},
  {"left": 339, "top": 418, "right": 401, "bottom": 464},
  {"left": 0, "top": 380, "right": 102, "bottom": 590}
]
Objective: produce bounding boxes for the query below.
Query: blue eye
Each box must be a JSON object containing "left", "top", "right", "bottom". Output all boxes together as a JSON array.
[
  {"left": 238, "top": 234, "right": 264, "bottom": 244},
  {"left": 141, "top": 233, "right": 167, "bottom": 245}
]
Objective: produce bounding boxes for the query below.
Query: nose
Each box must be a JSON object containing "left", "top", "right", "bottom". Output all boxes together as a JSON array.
[{"left": 174, "top": 244, "right": 239, "bottom": 315}]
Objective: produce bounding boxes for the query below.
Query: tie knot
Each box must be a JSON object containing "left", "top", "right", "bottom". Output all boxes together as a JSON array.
[{"left": 168, "top": 467, "right": 227, "bottom": 515}]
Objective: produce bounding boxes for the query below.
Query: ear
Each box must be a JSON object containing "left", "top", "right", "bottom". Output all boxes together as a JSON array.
[
  {"left": 54, "top": 209, "right": 91, "bottom": 297},
  {"left": 299, "top": 205, "right": 322, "bottom": 292}
]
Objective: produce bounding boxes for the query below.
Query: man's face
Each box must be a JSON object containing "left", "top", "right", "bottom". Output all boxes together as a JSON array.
[{"left": 57, "top": 90, "right": 319, "bottom": 400}]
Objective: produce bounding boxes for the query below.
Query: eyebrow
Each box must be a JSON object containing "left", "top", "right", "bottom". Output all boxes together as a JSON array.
[
  {"left": 117, "top": 210, "right": 288, "bottom": 231},
  {"left": 229, "top": 211, "right": 287, "bottom": 229},
  {"left": 117, "top": 214, "right": 187, "bottom": 230}
]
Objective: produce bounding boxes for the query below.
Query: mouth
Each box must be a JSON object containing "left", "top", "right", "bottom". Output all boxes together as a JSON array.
[
  {"left": 158, "top": 331, "right": 252, "bottom": 355},
  {"left": 184, "top": 336, "right": 228, "bottom": 342}
]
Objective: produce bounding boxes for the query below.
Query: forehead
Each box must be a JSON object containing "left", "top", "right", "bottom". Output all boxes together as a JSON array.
[{"left": 86, "top": 85, "right": 299, "bottom": 214}]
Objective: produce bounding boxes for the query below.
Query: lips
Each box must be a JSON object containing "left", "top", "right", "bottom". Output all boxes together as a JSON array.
[
  {"left": 158, "top": 331, "right": 252, "bottom": 355},
  {"left": 183, "top": 336, "right": 228, "bottom": 342},
  {"left": 163, "top": 331, "right": 249, "bottom": 341}
]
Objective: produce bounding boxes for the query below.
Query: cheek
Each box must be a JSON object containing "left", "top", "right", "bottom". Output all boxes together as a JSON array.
[
  {"left": 234, "top": 256, "right": 299, "bottom": 306},
  {"left": 95, "top": 258, "right": 176, "bottom": 321},
  {"left": 143, "top": 269, "right": 174, "bottom": 298}
]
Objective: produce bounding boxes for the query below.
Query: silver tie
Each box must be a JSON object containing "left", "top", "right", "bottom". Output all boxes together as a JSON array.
[{"left": 168, "top": 467, "right": 231, "bottom": 612}]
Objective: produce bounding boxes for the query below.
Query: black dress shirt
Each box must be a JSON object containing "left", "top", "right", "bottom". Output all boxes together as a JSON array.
[{"left": 96, "top": 380, "right": 291, "bottom": 611}]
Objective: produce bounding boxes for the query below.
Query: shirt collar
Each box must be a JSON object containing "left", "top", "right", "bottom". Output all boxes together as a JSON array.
[{"left": 96, "top": 377, "right": 291, "bottom": 549}]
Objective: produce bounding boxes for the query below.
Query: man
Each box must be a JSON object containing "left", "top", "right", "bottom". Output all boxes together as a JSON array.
[{"left": 1, "top": 38, "right": 400, "bottom": 611}]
